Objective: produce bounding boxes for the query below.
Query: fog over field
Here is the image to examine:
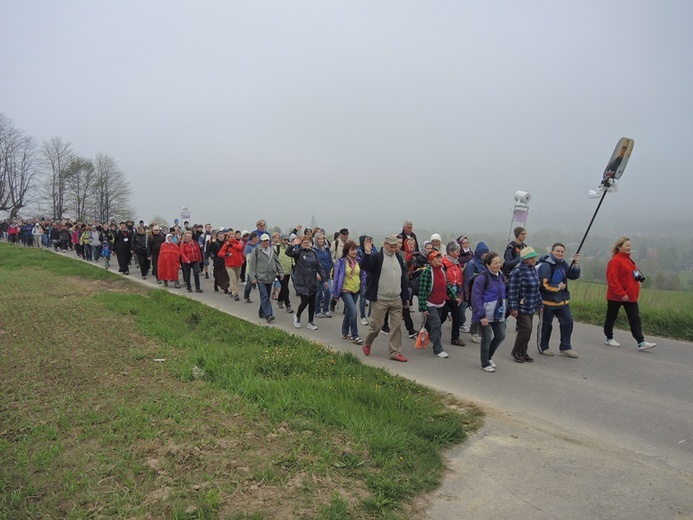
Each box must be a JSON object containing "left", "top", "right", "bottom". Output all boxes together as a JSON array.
[{"left": 2, "top": 1, "right": 692, "bottom": 239}]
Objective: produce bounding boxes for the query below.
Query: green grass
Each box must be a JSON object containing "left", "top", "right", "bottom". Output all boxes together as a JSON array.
[
  {"left": 570, "top": 280, "right": 693, "bottom": 341},
  {"left": 0, "top": 243, "right": 482, "bottom": 519}
]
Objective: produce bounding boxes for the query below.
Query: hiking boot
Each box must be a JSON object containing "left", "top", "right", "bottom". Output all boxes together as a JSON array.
[{"left": 512, "top": 352, "right": 525, "bottom": 363}]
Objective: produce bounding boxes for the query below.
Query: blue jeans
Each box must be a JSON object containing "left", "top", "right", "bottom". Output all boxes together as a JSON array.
[
  {"left": 540, "top": 305, "right": 574, "bottom": 351},
  {"left": 359, "top": 283, "right": 370, "bottom": 319},
  {"left": 480, "top": 320, "right": 506, "bottom": 368},
  {"left": 341, "top": 292, "right": 360, "bottom": 338},
  {"left": 257, "top": 282, "right": 273, "bottom": 318},
  {"left": 316, "top": 281, "right": 332, "bottom": 314},
  {"left": 425, "top": 305, "right": 445, "bottom": 355}
]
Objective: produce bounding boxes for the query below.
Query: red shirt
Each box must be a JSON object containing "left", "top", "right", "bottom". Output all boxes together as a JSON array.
[{"left": 428, "top": 265, "right": 449, "bottom": 306}]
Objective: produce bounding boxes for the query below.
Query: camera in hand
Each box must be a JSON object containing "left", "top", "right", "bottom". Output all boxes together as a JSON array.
[{"left": 632, "top": 269, "right": 646, "bottom": 282}]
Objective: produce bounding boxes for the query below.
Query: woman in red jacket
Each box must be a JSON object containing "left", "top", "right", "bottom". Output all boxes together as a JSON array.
[
  {"left": 158, "top": 234, "right": 181, "bottom": 288},
  {"left": 219, "top": 231, "right": 245, "bottom": 301},
  {"left": 604, "top": 237, "right": 656, "bottom": 351},
  {"left": 179, "top": 231, "right": 204, "bottom": 293}
]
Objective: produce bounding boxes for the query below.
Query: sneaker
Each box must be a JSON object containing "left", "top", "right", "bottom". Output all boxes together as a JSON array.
[
  {"left": 266, "top": 315, "right": 275, "bottom": 323},
  {"left": 471, "top": 334, "right": 481, "bottom": 344},
  {"left": 391, "top": 353, "right": 408, "bottom": 362},
  {"left": 329, "top": 299, "right": 337, "bottom": 312},
  {"left": 638, "top": 341, "right": 657, "bottom": 351},
  {"left": 408, "top": 330, "right": 418, "bottom": 339},
  {"left": 560, "top": 349, "right": 578, "bottom": 358},
  {"left": 451, "top": 338, "right": 466, "bottom": 346},
  {"left": 360, "top": 317, "right": 369, "bottom": 326},
  {"left": 482, "top": 365, "right": 496, "bottom": 373},
  {"left": 277, "top": 301, "right": 284, "bottom": 308},
  {"left": 307, "top": 322, "right": 318, "bottom": 330},
  {"left": 605, "top": 338, "right": 621, "bottom": 347},
  {"left": 324, "top": 311, "right": 332, "bottom": 318},
  {"left": 342, "top": 335, "right": 352, "bottom": 340},
  {"left": 315, "top": 313, "right": 325, "bottom": 319},
  {"left": 540, "top": 348, "right": 555, "bottom": 356},
  {"left": 195, "top": 289, "right": 203, "bottom": 293},
  {"left": 362, "top": 344, "right": 371, "bottom": 356},
  {"left": 352, "top": 337, "right": 363, "bottom": 345},
  {"left": 523, "top": 354, "right": 534, "bottom": 362},
  {"left": 436, "top": 351, "right": 449, "bottom": 359},
  {"left": 489, "top": 360, "right": 496, "bottom": 368},
  {"left": 293, "top": 315, "right": 301, "bottom": 329},
  {"left": 286, "top": 306, "right": 294, "bottom": 314},
  {"left": 460, "top": 325, "right": 471, "bottom": 333},
  {"left": 381, "top": 326, "right": 390, "bottom": 334}
]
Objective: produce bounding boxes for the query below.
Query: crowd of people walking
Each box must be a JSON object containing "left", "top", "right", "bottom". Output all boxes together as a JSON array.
[{"left": 1, "top": 217, "right": 657, "bottom": 369}]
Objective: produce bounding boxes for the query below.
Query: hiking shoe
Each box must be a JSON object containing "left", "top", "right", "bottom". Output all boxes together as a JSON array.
[
  {"left": 460, "top": 325, "right": 471, "bottom": 333},
  {"left": 286, "top": 306, "right": 294, "bottom": 314},
  {"left": 638, "top": 341, "right": 657, "bottom": 351},
  {"left": 233, "top": 294, "right": 240, "bottom": 301},
  {"left": 471, "top": 334, "right": 481, "bottom": 344},
  {"left": 451, "top": 338, "right": 466, "bottom": 346},
  {"left": 362, "top": 344, "right": 371, "bottom": 356},
  {"left": 360, "top": 317, "right": 369, "bottom": 326},
  {"left": 482, "top": 365, "right": 495, "bottom": 373},
  {"left": 560, "top": 349, "right": 578, "bottom": 358},
  {"left": 605, "top": 338, "right": 621, "bottom": 347},
  {"left": 512, "top": 353, "right": 525, "bottom": 363},
  {"left": 187, "top": 288, "right": 193, "bottom": 293},
  {"left": 195, "top": 289, "right": 203, "bottom": 293},
  {"left": 391, "top": 353, "right": 408, "bottom": 362},
  {"left": 523, "top": 354, "right": 534, "bottom": 362},
  {"left": 266, "top": 315, "right": 275, "bottom": 323},
  {"left": 540, "top": 348, "right": 555, "bottom": 356},
  {"left": 307, "top": 322, "right": 318, "bottom": 330},
  {"left": 436, "top": 351, "right": 449, "bottom": 359},
  {"left": 293, "top": 315, "right": 301, "bottom": 329}
]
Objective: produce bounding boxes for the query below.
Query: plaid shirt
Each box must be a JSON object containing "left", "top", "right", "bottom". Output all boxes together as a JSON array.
[
  {"left": 418, "top": 265, "right": 459, "bottom": 312},
  {"left": 507, "top": 261, "right": 543, "bottom": 314}
]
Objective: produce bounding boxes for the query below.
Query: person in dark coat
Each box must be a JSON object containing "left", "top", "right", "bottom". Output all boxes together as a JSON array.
[
  {"left": 113, "top": 222, "right": 134, "bottom": 274},
  {"left": 286, "top": 235, "right": 328, "bottom": 331},
  {"left": 147, "top": 226, "right": 166, "bottom": 283}
]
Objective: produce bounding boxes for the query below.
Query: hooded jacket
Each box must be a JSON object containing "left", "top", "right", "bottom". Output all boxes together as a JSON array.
[{"left": 537, "top": 254, "right": 580, "bottom": 307}]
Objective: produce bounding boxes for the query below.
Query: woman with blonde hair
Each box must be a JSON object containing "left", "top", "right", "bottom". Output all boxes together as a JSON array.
[{"left": 604, "top": 237, "right": 656, "bottom": 351}]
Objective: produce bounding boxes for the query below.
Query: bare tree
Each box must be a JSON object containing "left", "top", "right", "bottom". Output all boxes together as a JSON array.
[
  {"left": 41, "top": 136, "right": 73, "bottom": 220},
  {"left": 65, "top": 156, "right": 95, "bottom": 221},
  {"left": 92, "top": 153, "right": 132, "bottom": 223},
  {"left": 0, "top": 114, "right": 40, "bottom": 219}
]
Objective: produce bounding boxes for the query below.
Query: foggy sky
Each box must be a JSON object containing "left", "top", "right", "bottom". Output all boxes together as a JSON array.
[{"left": 3, "top": 1, "right": 692, "bottom": 237}]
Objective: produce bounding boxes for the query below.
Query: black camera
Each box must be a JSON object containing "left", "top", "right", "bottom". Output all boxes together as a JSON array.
[{"left": 633, "top": 269, "right": 646, "bottom": 283}]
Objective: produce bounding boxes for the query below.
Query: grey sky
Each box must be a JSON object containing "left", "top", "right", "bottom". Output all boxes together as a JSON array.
[{"left": 3, "top": 1, "right": 692, "bottom": 236}]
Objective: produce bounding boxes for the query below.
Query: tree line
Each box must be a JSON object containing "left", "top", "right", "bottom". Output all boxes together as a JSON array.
[{"left": 0, "top": 113, "right": 132, "bottom": 222}]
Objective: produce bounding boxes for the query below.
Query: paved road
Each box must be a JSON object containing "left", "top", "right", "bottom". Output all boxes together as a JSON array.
[{"left": 93, "top": 265, "right": 693, "bottom": 519}]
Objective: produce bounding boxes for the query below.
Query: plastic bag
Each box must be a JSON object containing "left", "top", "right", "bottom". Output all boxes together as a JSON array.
[{"left": 415, "top": 318, "right": 429, "bottom": 349}]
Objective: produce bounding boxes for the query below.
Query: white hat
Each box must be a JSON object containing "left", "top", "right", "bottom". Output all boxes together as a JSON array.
[{"left": 260, "top": 233, "right": 271, "bottom": 241}]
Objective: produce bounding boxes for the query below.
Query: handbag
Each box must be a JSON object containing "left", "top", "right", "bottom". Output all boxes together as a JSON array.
[{"left": 415, "top": 317, "right": 429, "bottom": 349}]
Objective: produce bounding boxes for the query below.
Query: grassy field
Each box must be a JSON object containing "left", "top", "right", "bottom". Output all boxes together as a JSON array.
[
  {"left": 570, "top": 280, "right": 693, "bottom": 342},
  {"left": 0, "top": 244, "right": 482, "bottom": 519}
]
